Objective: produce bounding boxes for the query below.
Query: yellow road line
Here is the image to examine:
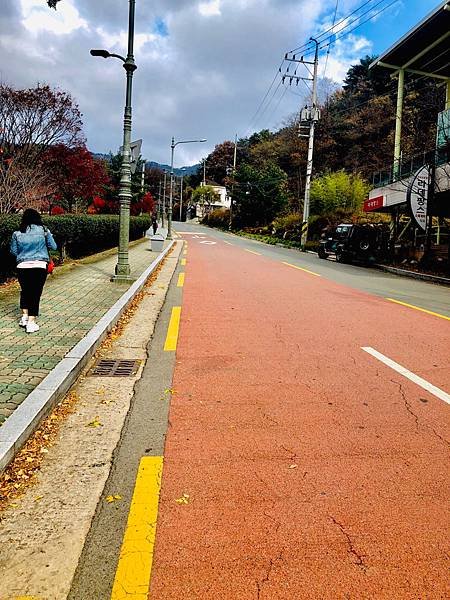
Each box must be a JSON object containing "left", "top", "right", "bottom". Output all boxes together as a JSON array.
[
  {"left": 386, "top": 298, "right": 450, "bottom": 321},
  {"left": 177, "top": 273, "right": 185, "bottom": 287},
  {"left": 244, "top": 248, "right": 261, "bottom": 255},
  {"left": 164, "top": 306, "right": 181, "bottom": 351},
  {"left": 181, "top": 258, "right": 186, "bottom": 266},
  {"left": 110, "top": 456, "right": 163, "bottom": 600},
  {"left": 282, "top": 261, "right": 321, "bottom": 277}
]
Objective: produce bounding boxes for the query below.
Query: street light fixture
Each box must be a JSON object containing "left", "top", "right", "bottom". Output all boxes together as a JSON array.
[
  {"left": 90, "top": 0, "right": 137, "bottom": 282},
  {"left": 168, "top": 137, "right": 206, "bottom": 239}
]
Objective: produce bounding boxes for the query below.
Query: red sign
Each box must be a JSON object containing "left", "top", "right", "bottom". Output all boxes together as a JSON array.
[{"left": 364, "top": 195, "right": 384, "bottom": 212}]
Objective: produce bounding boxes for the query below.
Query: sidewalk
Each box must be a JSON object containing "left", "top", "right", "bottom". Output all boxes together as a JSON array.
[{"left": 0, "top": 239, "right": 161, "bottom": 426}]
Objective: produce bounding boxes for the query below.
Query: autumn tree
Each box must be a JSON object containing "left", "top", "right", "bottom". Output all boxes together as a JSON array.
[
  {"left": 0, "top": 84, "right": 84, "bottom": 213},
  {"left": 43, "top": 145, "right": 110, "bottom": 212}
]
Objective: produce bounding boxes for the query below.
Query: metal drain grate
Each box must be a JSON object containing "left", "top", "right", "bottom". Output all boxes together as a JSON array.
[{"left": 89, "top": 359, "right": 141, "bottom": 377}]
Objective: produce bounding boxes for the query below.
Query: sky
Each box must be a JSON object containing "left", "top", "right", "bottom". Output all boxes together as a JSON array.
[{"left": 0, "top": 0, "right": 441, "bottom": 166}]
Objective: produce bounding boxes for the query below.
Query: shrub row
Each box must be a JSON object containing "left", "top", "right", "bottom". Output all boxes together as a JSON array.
[{"left": 0, "top": 214, "right": 150, "bottom": 282}]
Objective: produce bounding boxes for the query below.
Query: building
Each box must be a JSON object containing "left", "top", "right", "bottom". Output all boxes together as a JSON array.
[{"left": 365, "top": 1, "right": 450, "bottom": 265}]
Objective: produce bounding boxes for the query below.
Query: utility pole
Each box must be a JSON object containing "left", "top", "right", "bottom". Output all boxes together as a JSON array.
[
  {"left": 281, "top": 37, "right": 320, "bottom": 250},
  {"left": 140, "top": 159, "right": 146, "bottom": 192},
  {"left": 229, "top": 134, "right": 237, "bottom": 230},
  {"left": 158, "top": 178, "right": 162, "bottom": 220},
  {"left": 162, "top": 170, "right": 167, "bottom": 229},
  {"left": 203, "top": 159, "right": 206, "bottom": 186},
  {"left": 179, "top": 175, "right": 184, "bottom": 222}
]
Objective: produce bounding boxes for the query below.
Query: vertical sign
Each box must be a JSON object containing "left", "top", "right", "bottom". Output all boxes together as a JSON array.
[{"left": 407, "top": 165, "right": 430, "bottom": 231}]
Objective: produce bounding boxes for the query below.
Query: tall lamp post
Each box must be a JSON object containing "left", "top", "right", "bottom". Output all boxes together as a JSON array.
[
  {"left": 168, "top": 137, "right": 206, "bottom": 239},
  {"left": 90, "top": 0, "right": 137, "bottom": 282}
]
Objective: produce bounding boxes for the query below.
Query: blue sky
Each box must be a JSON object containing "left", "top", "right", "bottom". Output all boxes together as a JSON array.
[
  {"left": 357, "top": 0, "right": 440, "bottom": 56},
  {"left": 0, "top": 0, "right": 444, "bottom": 164}
]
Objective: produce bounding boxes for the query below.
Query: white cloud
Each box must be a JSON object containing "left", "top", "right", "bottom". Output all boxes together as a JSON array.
[
  {"left": 321, "top": 33, "right": 372, "bottom": 81},
  {"left": 20, "top": 0, "right": 87, "bottom": 35},
  {"left": 198, "top": 0, "right": 221, "bottom": 17},
  {"left": 95, "top": 28, "right": 158, "bottom": 54},
  {"left": 2, "top": 0, "right": 381, "bottom": 165}
]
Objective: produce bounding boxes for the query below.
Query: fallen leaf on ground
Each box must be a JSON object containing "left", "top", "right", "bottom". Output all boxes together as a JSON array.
[
  {"left": 101, "top": 398, "right": 115, "bottom": 405},
  {"left": 86, "top": 417, "right": 103, "bottom": 428},
  {"left": 106, "top": 494, "right": 122, "bottom": 503},
  {"left": 175, "top": 493, "right": 190, "bottom": 505},
  {"left": 34, "top": 495, "right": 43, "bottom": 502},
  {"left": 288, "top": 464, "right": 298, "bottom": 469}
]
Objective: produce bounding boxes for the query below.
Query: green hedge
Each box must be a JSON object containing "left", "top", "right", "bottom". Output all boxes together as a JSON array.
[{"left": 0, "top": 214, "right": 150, "bottom": 282}]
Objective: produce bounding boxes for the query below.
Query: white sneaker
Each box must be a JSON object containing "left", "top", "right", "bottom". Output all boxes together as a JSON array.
[
  {"left": 26, "top": 322, "right": 40, "bottom": 334},
  {"left": 19, "top": 316, "right": 29, "bottom": 327}
]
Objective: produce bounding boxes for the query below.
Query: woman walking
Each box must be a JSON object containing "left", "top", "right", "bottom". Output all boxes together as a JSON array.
[{"left": 10, "top": 209, "right": 57, "bottom": 334}]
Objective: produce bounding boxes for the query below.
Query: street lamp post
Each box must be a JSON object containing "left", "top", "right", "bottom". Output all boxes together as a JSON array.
[
  {"left": 168, "top": 137, "right": 206, "bottom": 240},
  {"left": 162, "top": 170, "right": 167, "bottom": 229},
  {"left": 90, "top": 0, "right": 137, "bottom": 282},
  {"left": 179, "top": 174, "right": 184, "bottom": 222}
]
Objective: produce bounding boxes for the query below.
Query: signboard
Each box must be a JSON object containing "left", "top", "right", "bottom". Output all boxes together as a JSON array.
[
  {"left": 407, "top": 165, "right": 430, "bottom": 231},
  {"left": 364, "top": 195, "right": 385, "bottom": 212},
  {"left": 120, "top": 139, "right": 142, "bottom": 174}
]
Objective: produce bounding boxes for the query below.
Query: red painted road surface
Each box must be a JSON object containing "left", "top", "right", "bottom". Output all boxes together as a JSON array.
[{"left": 150, "top": 235, "right": 449, "bottom": 599}]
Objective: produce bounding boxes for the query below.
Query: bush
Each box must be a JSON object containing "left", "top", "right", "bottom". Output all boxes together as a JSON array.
[
  {"left": 272, "top": 213, "right": 303, "bottom": 241},
  {"left": 0, "top": 214, "right": 150, "bottom": 282},
  {"left": 201, "top": 208, "right": 230, "bottom": 229}
]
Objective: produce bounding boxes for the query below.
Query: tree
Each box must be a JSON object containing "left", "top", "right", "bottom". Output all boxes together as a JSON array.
[
  {"left": 47, "top": 0, "right": 62, "bottom": 8},
  {"left": 43, "top": 145, "right": 109, "bottom": 213},
  {"left": 102, "top": 152, "right": 147, "bottom": 214},
  {"left": 203, "top": 141, "right": 236, "bottom": 186},
  {"left": 0, "top": 84, "right": 85, "bottom": 213},
  {"left": 310, "top": 171, "right": 370, "bottom": 216},
  {"left": 233, "top": 162, "right": 288, "bottom": 227},
  {"left": 191, "top": 185, "right": 220, "bottom": 214}
]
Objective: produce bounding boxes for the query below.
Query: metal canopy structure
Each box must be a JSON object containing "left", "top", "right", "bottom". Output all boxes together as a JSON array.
[
  {"left": 370, "top": 1, "right": 450, "bottom": 182},
  {"left": 370, "top": 1, "right": 450, "bottom": 80}
]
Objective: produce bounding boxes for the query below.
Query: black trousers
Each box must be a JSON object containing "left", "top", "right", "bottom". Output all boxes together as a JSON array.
[{"left": 17, "top": 268, "right": 47, "bottom": 316}]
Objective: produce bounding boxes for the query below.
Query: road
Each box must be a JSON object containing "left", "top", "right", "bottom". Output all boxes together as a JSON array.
[{"left": 71, "top": 223, "right": 449, "bottom": 599}]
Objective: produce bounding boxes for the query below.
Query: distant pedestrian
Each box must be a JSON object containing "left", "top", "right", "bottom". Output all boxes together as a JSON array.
[
  {"left": 152, "top": 214, "right": 158, "bottom": 235},
  {"left": 10, "top": 208, "right": 57, "bottom": 334}
]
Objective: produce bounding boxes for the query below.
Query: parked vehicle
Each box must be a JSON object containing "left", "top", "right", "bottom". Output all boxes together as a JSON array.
[{"left": 318, "top": 223, "right": 389, "bottom": 264}]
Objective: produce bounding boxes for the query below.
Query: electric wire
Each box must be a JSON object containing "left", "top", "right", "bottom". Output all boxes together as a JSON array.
[
  {"left": 323, "top": 0, "right": 339, "bottom": 79},
  {"left": 246, "top": 60, "right": 285, "bottom": 133},
  {"left": 290, "top": 0, "right": 391, "bottom": 54}
]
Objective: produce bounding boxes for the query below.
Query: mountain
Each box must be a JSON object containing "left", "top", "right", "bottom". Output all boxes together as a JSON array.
[
  {"left": 92, "top": 153, "right": 200, "bottom": 177},
  {"left": 146, "top": 161, "right": 200, "bottom": 176}
]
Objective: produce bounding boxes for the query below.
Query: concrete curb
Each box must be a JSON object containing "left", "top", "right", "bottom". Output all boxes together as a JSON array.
[
  {"left": 0, "top": 241, "right": 175, "bottom": 473},
  {"left": 374, "top": 264, "right": 450, "bottom": 286}
]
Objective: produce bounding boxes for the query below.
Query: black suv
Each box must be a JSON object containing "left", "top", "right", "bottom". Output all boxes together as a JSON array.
[{"left": 318, "top": 223, "right": 389, "bottom": 264}]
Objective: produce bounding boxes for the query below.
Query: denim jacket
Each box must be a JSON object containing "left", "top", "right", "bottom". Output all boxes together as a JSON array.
[{"left": 10, "top": 224, "right": 58, "bottom": 265}]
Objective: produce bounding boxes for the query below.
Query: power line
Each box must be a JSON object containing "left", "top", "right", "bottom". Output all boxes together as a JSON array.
[
  {"left": 246, "top": 60, "right": 285, "bottom": 134},
  {"left": 323, "top": 0, "right": 339, "bottom": 79},
  {"left": 290, "top": 0, "right": 386, "bottom": 54},
  {"left": 317, "top": 0, "right": 400, "bottom": 54}
]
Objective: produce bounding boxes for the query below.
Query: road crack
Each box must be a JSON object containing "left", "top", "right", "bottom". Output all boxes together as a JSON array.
[
  {"left": 280, "top": 444, "right": 298, "bottom": 461},
  {"left": 255, "top": 546, "right": 285, "bottom": 599},
  {"left": 391, "top": 379, "right": 419, "bottom": 432},
  {"left": 329, "top": 516, "right": 367, "bottom": 572}
]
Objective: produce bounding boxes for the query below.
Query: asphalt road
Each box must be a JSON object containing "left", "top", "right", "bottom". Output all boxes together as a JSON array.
[
  {"left": 71, "top": 223, "right": 449, "bottom": 599},
  {"left": 182, "top": 222, "right": 450, "bottom": 317}
]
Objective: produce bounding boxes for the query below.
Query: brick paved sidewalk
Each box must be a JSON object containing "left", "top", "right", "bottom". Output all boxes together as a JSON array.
[{"left": 0, "top": 239, "right": 160, "bottom": 425}]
